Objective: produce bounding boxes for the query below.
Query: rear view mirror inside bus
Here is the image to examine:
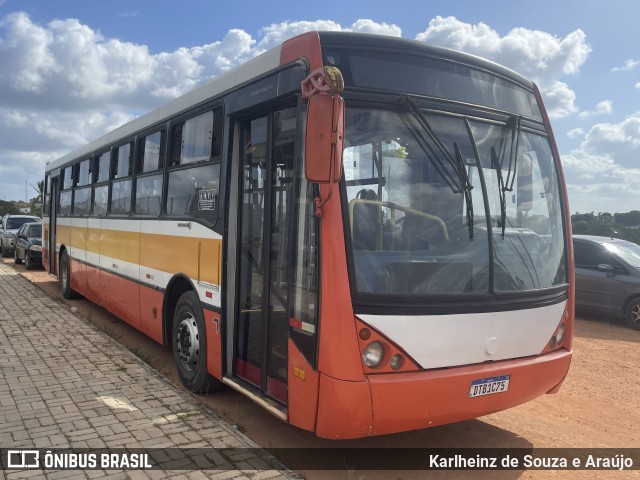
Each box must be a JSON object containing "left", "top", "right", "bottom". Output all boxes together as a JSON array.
[{"left": 305, "top": 94, "right": 344, "bottom": 184}]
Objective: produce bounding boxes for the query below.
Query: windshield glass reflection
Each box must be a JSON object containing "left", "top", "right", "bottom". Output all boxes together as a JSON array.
[{"left": 343, "top": 107, "right": 566, "bottom": 297}]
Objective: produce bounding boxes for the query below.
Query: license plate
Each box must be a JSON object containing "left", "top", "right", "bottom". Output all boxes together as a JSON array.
[{"left": 469, "top": 375, "right": 510, "bottom": 398}]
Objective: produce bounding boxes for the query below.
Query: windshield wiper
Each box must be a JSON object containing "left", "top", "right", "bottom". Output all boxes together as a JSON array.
[
  {"left": 491, "top": 147, "right": 507, "bottom": 239},
  {"left": 454, "top": 142, "right": 474, "bottom": 240},
  {"left": 492, "top": 115, "right": 522, "bottom": 238},
  {"left": 398, "top": 95, "right": 464, "bottom": 193},
  {"left": 398, "top": 95, "right": 475, "bottom": 240},
  {"left": 503, "top": 115, "right": 522, "bottom": 192}
]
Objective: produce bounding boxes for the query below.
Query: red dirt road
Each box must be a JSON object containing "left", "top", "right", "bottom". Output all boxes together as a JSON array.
[{"left": 8, "top": 259, "right": 640, "bottom": 479}]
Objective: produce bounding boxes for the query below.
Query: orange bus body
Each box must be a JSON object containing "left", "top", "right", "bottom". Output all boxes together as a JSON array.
[{"left": 43, "top": 31, "right": 573, "bottom": 439}]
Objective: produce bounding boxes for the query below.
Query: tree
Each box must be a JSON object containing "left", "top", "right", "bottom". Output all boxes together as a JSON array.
[{"left": 32, "top": 180, "right": 45, "bottom": 202}]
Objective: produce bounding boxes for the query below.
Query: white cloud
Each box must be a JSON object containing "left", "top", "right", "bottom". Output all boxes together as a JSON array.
[
  {"left": 415, "top": 16, "right": 591, "bottom": 119},
  {"left": 562, "top": 113, "right": 640, "bottom": 212},
  {"left": 596, "top": 100, "right": 613, "bottom": 115},
  {"left": 0, "top": 12, "right": 58, "bottom": 93},
  {"left": 578, "top": 100, "right": 614, "bottom": 120},
  {"left": 348, "top": 19, "right": 401, "bottom": 36},
  {"left": 0, "top": 12, "right": 597, "bottom": 205},
  {"left": 612, "top": 59, "right": 639, "bottom": 72},
  {"left": 0, "top": 13, "right": 406, "bottom": 201},
  {"left": 567, "top": 128, "right": 584, "bottom": 139},
  {"left": 255, "top": 19, "right": 401, "bottom": 52}
]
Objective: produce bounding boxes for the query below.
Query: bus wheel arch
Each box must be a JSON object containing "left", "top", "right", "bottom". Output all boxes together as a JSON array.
[
  {"left": 163, "top": 274, "right": 222, "bottom": 393},
  {"left": 162, "top": 274, "right": 195, "bottom": 346}
]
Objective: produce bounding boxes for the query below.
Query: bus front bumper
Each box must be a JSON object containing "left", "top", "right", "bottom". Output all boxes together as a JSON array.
[{"left": 315, "top": 349, "right": 571, "bottom": 439}]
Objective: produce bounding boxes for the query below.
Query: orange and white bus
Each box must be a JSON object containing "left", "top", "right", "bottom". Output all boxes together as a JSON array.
[{"left": 43, "top": 32, "right": 573, "bottom": 439}]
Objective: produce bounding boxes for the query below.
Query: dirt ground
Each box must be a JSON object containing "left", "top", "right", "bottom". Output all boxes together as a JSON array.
[{"left": 5, "top": 257, "right": 640, "bottom": 479}]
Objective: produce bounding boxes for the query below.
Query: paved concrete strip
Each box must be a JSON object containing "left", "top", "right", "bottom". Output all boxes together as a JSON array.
[{"left": 0, "top": 263, "right": 296, "bottom": 479}]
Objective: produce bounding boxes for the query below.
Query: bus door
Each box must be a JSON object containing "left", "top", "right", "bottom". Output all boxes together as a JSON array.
[
  {"left": 234, "top": 107, "right": 297, "bottom": 404},
  {"left": 49, "top": 176, "right": 59, "bottom": 275}
]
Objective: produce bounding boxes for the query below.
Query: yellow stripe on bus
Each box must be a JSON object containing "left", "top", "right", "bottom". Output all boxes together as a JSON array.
[{"left": 56, "top": 224, "right": 221, "bottom": 285}]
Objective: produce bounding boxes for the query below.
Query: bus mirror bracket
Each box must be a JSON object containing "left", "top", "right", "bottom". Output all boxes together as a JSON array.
[{"left": 302, "top": 67, "right": 345, "bottom": 217}]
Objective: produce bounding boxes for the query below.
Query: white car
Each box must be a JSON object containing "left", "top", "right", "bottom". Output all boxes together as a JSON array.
[{"left": 0, "top": 214, "right": 41, "bottom": 257}]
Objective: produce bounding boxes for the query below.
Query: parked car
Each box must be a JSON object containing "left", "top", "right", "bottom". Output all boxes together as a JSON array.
[
  {"left": 573, "top": 235, "right": 640, "bottom": 330},
  {"left": 14, "top": 222, "right": 43, "bottom": 270},
  {"left": 0, "top": 214, "right": 41, "bottom": 257}
]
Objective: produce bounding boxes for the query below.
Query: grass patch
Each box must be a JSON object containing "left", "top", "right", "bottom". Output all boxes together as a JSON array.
[{"left": 128, "top": 346, "right": 154, "bottom": 366}]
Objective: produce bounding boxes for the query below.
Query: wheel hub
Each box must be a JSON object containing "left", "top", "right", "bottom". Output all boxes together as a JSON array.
[{"left": 176, "top": 313, "right": 199, "bottom": 371}]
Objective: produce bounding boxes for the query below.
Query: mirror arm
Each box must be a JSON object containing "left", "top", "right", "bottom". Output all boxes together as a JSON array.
[{"left": 301, "top": 67, "right": 344, "bottom": 99}]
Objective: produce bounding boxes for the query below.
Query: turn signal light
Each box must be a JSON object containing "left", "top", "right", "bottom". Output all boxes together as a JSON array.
[{"left": 359, "top": 328, "right": 371, "bottom": 340}]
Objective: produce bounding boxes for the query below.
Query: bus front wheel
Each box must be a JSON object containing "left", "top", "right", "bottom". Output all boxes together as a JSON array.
[{"left": 172, "top": 291, "right": 222, "bottom": 393}]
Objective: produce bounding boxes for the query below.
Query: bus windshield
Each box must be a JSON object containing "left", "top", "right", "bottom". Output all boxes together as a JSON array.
[{"left": 343, "top": 106, "right": 567, "bottom": 297}]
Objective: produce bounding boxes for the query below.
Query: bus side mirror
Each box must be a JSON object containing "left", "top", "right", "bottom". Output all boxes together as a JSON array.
[{"left": 305, "top": 94, "right": 344, "bottom": 184}]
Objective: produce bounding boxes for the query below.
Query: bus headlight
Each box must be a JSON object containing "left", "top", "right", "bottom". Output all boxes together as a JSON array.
[
  {"left": 556, "top": 322, "right": 566, "bottom": 344},
  {"left": 362, "top": 341, "right": 384, "bottom": 368}
]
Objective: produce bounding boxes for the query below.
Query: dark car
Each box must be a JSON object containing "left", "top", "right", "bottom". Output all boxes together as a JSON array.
[
  {"left": 14, "top": 222, "right": 43, "bottom": 270},
  {"left": 573, "top": 235, "right": 640, "bottom": 330},
  {"left": 1, "top": 214, "right": 41, "bottom": 257}
]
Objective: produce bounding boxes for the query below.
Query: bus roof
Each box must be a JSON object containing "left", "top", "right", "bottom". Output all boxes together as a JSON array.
[
  {"left": 46, "top": 31, "right": 535, "bottom": 173},
  {"left": 46, "top": 43, "right": 283, "bottom": 172},
  {"left": 318, "top": 31, "right": 534, "bottom": 90}
]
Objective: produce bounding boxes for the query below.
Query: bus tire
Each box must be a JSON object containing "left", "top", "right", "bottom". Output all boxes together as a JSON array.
[
  {"left": 14, "top": 247, "right": 22, "bottom": 265},
  {"left": 624, "top": 298, "right": 640, "bottom": 331},
  {"left": 172, "top": 291, "right": 222, "bottom": 393},
  {"left": 59, "top": 250, "right": 80, "bottom": 299}
]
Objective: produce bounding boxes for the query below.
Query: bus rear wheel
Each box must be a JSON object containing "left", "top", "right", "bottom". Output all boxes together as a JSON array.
[
  {"left": 172, "top": 291, "right": 222, "bottom": 393},
  {"left": 59, "top": 250, "right": 80, "bottom": 299}
]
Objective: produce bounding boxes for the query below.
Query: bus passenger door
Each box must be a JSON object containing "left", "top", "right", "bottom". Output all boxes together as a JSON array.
[
  {"left": 234, "top": 108, "right": 297, "bottom": 404},
  {"left": 49, "top": 176, "right": 59, "bottom": 275}
]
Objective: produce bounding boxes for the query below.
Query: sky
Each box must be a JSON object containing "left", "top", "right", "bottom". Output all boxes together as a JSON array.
[{"left": 0, "top": 0, "right": 638, "bottom": 214}]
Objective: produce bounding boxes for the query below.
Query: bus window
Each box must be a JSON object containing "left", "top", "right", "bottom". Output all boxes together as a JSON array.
[
  {"left": 111, "top": 179, "right": 132, "bottom": 215},
  {"left": 166, "top": 109, "right": 222, "bottom": 222},
  {"left": 92, "top": 151, "right": 110, "bottom": 216},
  {"left": 95, "top": 151, "right": 110, "bottom": 183},
  {"left": 139, "top": 131, "right": 165, "bottom": 173},
  {"left": 73, "top": 187, "right": 91, "bottom": 215},
  {"left": 59, "top": 190, "right": 72, "bottom": 215},
  {"left": 111, "top": 141, "right": 134, "bottom": 215},
  {"left": 171, "top": 110, "right": 222, "bottom": 166},
  {"left": 43, "top": 174, "right": 50, "bottom": 217},
  {"left": 114, "top": 142, "right": 133, "bottom": 179},
  {"left": 93, "top": 185, "right": 108, "bottom": 215},
  {"left": 135, "top": 174, "right": 163, "bottom": 216},
  {"left": 166, "top": 167, "right": 218, "bottom": 221},
  {"left": 61, "top": 166, "right": 73, "bottom": 190},
  {"left": 77, "top": 159, "right": 91, "bottom": 186}
]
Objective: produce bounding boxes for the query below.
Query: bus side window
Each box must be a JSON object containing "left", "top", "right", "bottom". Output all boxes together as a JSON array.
[
  {"left": 111, "top": 141, "right": 134, "bottom": 215},
  {"left": 166, "top": 108, "right": 222, "bottom": 223},
  {"left": 135, "top": 130, "right": 166, "bottom": 216}
]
